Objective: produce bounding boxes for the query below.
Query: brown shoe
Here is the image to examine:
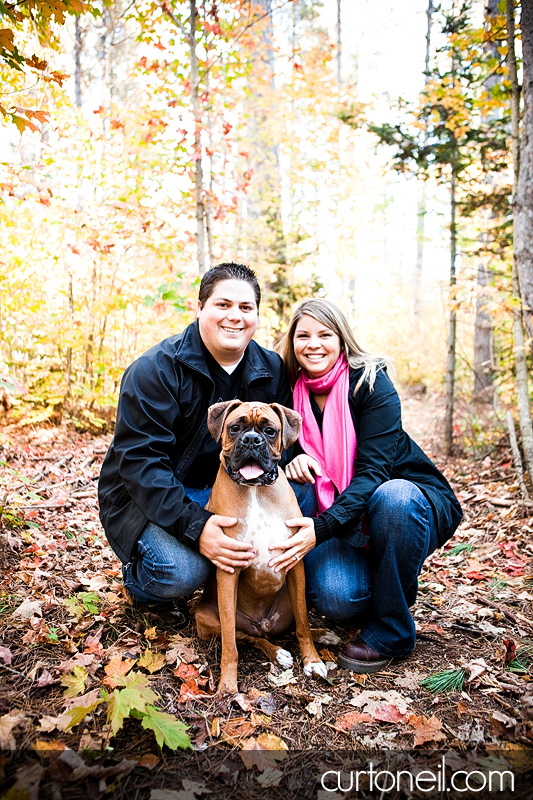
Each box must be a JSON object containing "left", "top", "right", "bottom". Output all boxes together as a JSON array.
[{"left": 337, "top": 636, "right": 391, "bottom": 673}]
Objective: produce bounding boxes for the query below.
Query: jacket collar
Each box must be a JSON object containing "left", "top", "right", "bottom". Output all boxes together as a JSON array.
[{"left": 175, "top": 320, "right": 274, "bottom": 386}]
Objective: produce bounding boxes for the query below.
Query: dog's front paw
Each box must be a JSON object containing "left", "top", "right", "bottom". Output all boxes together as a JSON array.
[
  {"left": 304, "top": 661, "right": 328, "bottom": 678},
  {"left": 275, "top": 648, "right": 294, "bottom": 669},
  {"left": 304, "top": 660, "right": 328, "bottom": 678},
  {"left": 316, "top": 629, "right": 342, "bottom": 647}
]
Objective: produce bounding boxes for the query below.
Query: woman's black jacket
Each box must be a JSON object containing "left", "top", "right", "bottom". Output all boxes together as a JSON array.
[
  {"left": 98, "top": 321, "right": 291, "bottom": 564},
  {"left": 312, "top": 367, "right": 463, "bottom": 548}
]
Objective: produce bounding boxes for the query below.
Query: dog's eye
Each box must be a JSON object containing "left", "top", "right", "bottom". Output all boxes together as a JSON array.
[
  {"left": 264, "top": 427, "right": 277, "bottom": 437},
  {"left": 229, "top": 424, "right": 241, "bottom": 435}
]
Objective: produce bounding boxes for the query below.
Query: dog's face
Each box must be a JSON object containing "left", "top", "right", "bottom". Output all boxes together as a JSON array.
[{"left": 207, "top": 401, "right": 302, "bottom": 486}]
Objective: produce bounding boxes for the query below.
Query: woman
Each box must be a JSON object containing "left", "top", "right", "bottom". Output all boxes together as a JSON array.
[{"left": 269, "top": 299, "right": 462, "bottom": 672}]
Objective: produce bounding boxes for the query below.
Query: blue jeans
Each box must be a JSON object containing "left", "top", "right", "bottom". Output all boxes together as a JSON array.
[
  {"left": 304, "top": 479, "right": 439, "bottom": 656},
  {"left": 123, "top": 482, "right": 317, "bottom": 605}
]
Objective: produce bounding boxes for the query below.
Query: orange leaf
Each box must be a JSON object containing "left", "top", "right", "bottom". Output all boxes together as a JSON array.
[
  {"left": 103, "top": 656, "right": 135, "bottom": 687},
  {"left": 178, "top": 677, "right": 208, "bottom": 702},
  {"left": 407, "top": 713, "right": 447, "bottom": 746},
  {"left": 221, "top": 717, "right": 254, "bottom": 744},
  {"left": 173, "top": 662, "right": 200, "bottom": 681}
]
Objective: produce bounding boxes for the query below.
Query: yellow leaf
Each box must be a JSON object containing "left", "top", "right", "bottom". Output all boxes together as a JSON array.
[
  {"left": 61, "top": 665, "right": 88, "bottom": 698},
  {"left": 138, "top": 648, "right": 166, "bottom": 674}
]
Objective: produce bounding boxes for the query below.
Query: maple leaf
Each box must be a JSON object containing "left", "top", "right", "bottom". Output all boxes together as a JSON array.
[
  {"left": 12, "top": 598, "right": 43, "bottom": 619},
  {"left": 240, "top": 733, "right": 289, "bottom": 771},
  {"left": 178, "top": 677, "right": 209, "bottom": 702},
  {"left": 106, "top": 671, "right": 159, "bottom": 734},
  {"left": 349, "top": 689, "right": 411, "bottom": 717},
  {"left": 138, "top": 648, "right": 166, "bottom": 674},
  {"left": 61, "top": 664, "right": 88, "bottom": 697},
  {"left": 103, "top": 655, "right": 135, "bottom": 687},
  {"left": 407, "top": 713, "right": 447, "bottom": 746},
  {"left": 140, "top": 705, "right": 191, "bottom": 750},
  {"left": 173, "top": 661, "right": 200, "bottom": 681},
  {"left": 64, "top": 689, "right": 103, "bottom": 730}
]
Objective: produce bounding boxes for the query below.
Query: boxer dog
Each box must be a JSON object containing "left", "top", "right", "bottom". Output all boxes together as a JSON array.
[{"left": 194, "top": 400, "right": 330, "bottom": 695}]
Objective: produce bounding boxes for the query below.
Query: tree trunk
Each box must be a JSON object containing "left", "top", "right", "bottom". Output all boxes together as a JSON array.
[
  {"left": 473, "top": 0, "right": 499, "bottom": 400},
  {"left": 74, "top": 17, "right": 82, "bottom": 108},
  {"left": 336, "top": 0, "right": 342, "bottom": 87},
  {"left": 473, "top": 262, "right": 494, "bottom": 398},
  {"left": 443, "top": 165, "right": 457, "bottom": 455},
  {"left": 508, "top": 0, "right": 533, "bottom": 481},
  {"left": 413, "top": 0, "right": 434, "bottom": 326},
  {"left": 515, "top": 0, "right": 533, "bottom": 348},
  {"left": 190, "top": 0, "right": 207, "bottom": 274}
]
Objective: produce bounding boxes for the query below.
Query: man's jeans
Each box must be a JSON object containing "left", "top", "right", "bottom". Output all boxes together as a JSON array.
[
  {"left": 123, "top": 481, "right": 317, "bottom": 606},
  {"left": 304, "top": 479, "right": 439, "bottom": 656}
]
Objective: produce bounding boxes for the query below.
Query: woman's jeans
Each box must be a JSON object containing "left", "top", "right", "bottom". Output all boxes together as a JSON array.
[
  {"left": 122, "top": 482, "right": 317, "bottom": 605},
  {"left": 305, "top": 479, "right": 439, "bottom": 656},
  {"left": 123, "top": 478, "right": 438, "bottom": 657}
]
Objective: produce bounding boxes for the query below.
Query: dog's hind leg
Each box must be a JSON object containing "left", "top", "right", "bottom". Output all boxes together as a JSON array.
[
  {"left": 235, "top": 631, "right": 294, "bottom": 670},
  {"left": 311, "top": 628, "right": 342, "bottom": 646}
]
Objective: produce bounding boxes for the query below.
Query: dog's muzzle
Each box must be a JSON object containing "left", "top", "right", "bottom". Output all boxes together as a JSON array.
[{"left": 225, "top": 430, "right": 279, "bottom": 486}]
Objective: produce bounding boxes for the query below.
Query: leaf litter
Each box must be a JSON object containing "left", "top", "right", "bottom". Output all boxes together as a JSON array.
[{"left": 1, "top": 394, "right": 533, "bottom": 797}]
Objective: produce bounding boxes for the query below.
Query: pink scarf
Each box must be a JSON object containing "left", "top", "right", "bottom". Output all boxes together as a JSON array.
[{"left": 293, "top": 354, "right": 357, "bottom": 513}]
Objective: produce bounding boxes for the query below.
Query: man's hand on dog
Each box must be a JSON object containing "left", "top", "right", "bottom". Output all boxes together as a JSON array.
[
  {"left": 199, "top": 516, "right": 255, "bottom": 573},
  {"left": 268, "top": 517, "right": 316, "bottom": 573}
]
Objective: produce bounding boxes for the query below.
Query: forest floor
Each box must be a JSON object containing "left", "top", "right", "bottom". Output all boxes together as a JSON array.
[{"left": 1, "top": 391, "right": 533, "bottom": 798}]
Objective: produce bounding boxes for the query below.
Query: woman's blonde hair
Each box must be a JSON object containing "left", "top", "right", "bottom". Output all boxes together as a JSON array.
[{"left": 276, "top": 298, "right": 390, "bottom": 394}]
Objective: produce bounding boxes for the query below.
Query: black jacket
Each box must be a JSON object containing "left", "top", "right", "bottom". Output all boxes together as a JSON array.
[
  {"left": 312, "top": 367, "right": 463, "bottom": 548},
  {"left": 98, "top": 321, "right": 291, "bottom": 563}
]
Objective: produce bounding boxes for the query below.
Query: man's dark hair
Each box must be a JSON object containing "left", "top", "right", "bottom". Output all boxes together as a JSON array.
[{"left": 198, "top": 262, "right": 261, "bottom": 308}]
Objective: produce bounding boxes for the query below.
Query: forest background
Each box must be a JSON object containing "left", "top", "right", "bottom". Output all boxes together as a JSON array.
[
  {"left": 2, "top": 0, "right": 533, "bottom": 786},
  {"left": 1, "top": 0, "right": 532, "bottom": 477}
]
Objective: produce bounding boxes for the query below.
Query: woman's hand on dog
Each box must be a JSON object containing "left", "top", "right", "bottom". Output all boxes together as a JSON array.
[
  {"left": 268, "top": 517, "right": 316, "bottom": 573},
  {"left": 199, "top": 516, "right": 255, "bottom": 573},
  {"left": 285, "top": 455, "right": 322, "bottom": 484}
]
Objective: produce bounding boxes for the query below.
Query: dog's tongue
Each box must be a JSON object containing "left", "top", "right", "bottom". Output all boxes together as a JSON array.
[{"left": 239, "top": 464, "right": 264, "bottom": 481}]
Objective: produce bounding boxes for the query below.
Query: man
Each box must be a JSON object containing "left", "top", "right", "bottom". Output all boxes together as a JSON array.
[{"left": 98, "top": 262, "right": 314, "bottom": 626}]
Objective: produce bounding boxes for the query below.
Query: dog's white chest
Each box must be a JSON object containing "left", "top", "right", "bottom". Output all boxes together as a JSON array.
[{"left": 240, "top": 488, "right": 289, "bottom": 569}]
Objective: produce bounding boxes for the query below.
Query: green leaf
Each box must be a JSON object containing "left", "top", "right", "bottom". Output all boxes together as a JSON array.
[
  {"left": 106, "top": 671, "right": 159, "bottom": 734},
  {"left": 141, "top": 705, "right": 191, "bottom": 750},
  {"left": 78, "top": 591, "right": 100, "bottom": 614}
]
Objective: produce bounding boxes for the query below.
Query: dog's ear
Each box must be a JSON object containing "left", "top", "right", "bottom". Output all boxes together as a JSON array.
[
  {"left": 207, "top": 400, "right": 243, "bottom": 443},
  {"left": 270, "top": 404, "right": 302, "bottom": 450}
]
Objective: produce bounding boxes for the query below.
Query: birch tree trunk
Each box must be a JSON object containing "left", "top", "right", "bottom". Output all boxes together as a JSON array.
[
  {"left": 190, "top": 0, "right": 207, "bottom": 274},
  {"left": 413, "top": 0, "right": 434, "bottom": 326},
  {"left": 507, "top": 0, "right": 533, "bottom": 481},
  {"left": 515, "top": 0, "right": 533, "bottom": 348},
  {"left": 473, "top": 0, "right": 499, "bottom": 400},
  {"left": 162, "top": 2, "right": 207, "bottom": 274}
]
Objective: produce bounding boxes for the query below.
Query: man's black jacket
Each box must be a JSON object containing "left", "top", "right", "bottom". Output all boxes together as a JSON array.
[
  {"left": 311, "top": 368, "right": 463, "bottom": 548},
  {"left": 98, "top": 321, "right": 291, "bottom": 564}
]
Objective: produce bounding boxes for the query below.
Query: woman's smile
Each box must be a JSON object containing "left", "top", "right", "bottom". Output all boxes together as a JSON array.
[{"left": 293, "top": 315, "right": 342, "bottom": 378}]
